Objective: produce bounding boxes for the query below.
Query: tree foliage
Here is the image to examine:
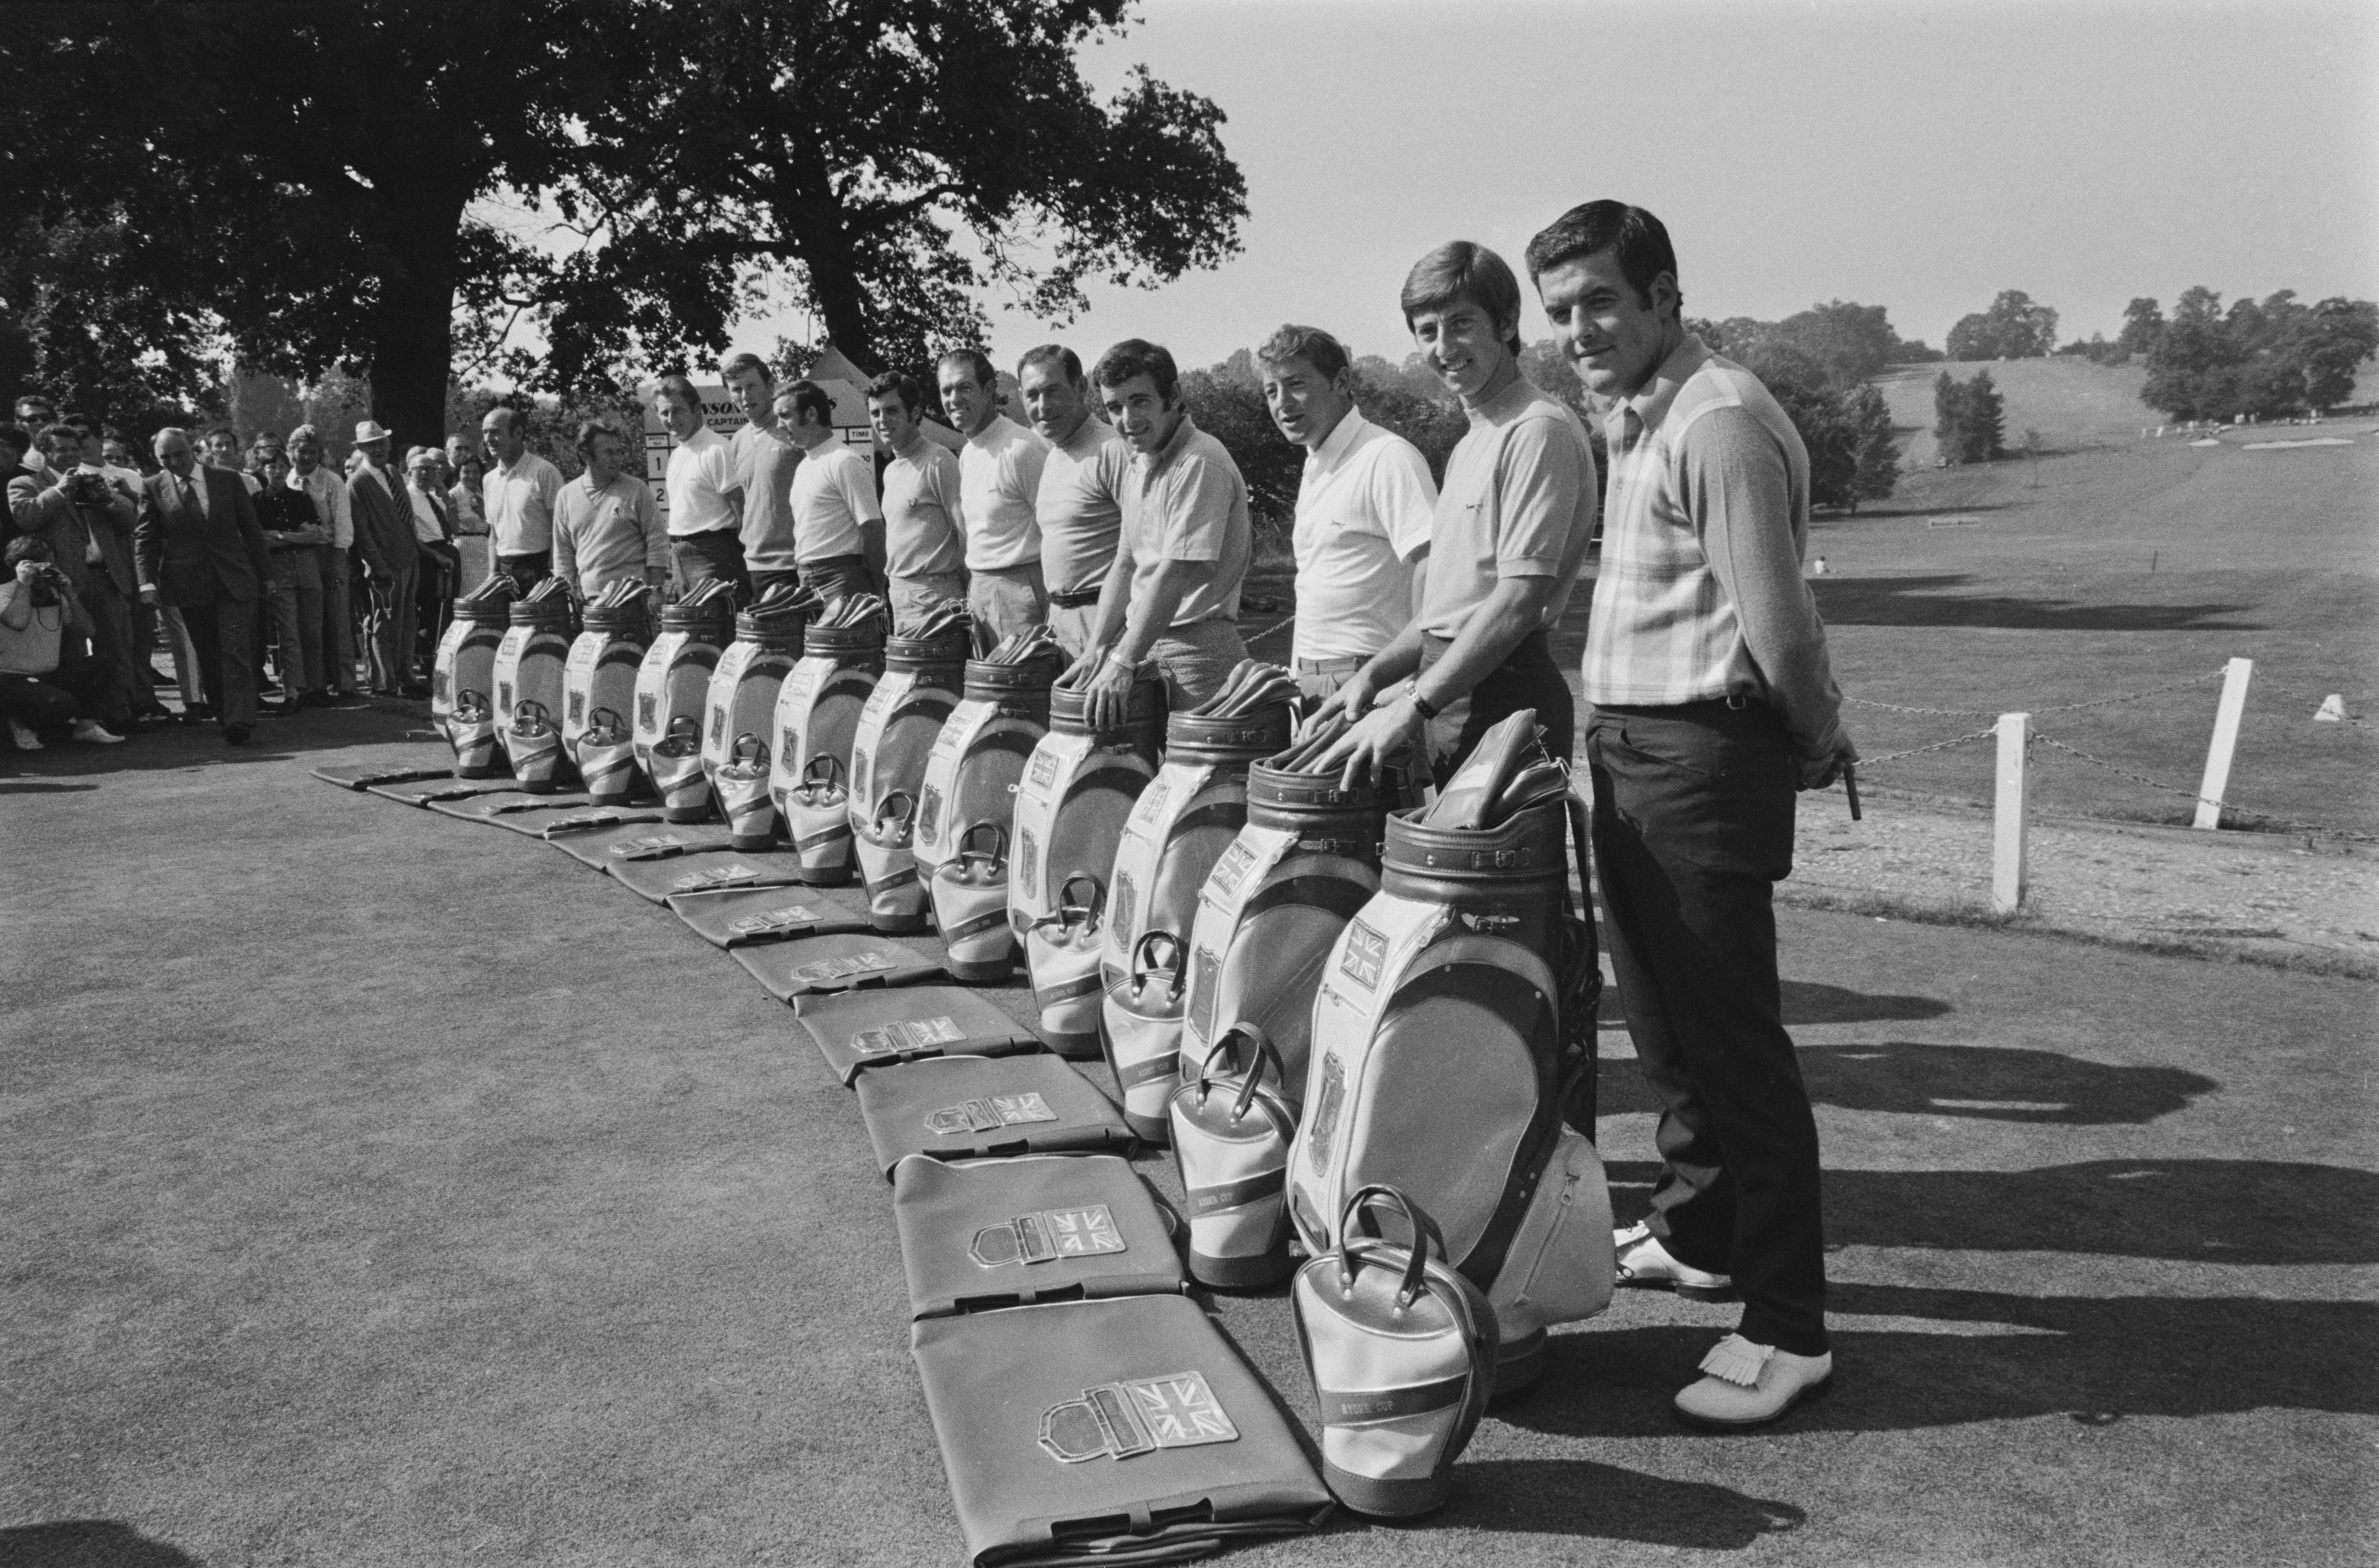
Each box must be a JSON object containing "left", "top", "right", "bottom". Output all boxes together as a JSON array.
[
  {"left": 2137, "top": 287, "right": 2378, "bottom": 420},
  {"left": 1934, "top": 369, "right": 2004, "bottom": 463},
  {"left": 1944, "top": 289, "right": 2059, "bottom": 361},
  {"left": 1688, "top": 308, "right": 1905, "bottom": 508}
]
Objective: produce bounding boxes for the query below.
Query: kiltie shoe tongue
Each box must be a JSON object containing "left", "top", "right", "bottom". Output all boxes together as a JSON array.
[{"left": 1697, "top": 1333, "right": 1774, "bottom": 1388}]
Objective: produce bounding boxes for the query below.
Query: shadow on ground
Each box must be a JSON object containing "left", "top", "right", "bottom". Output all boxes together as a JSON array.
[
  {"left": 0, "top": 1521, "right": 202, "bottom": 1567},
  {"left": 1812, "top": 574, "right": 2260, "bottom": 632},
  {"left": 1436, "top": 1459, "right": 1806, "bottom": 1545},
  {"left": 1597, "top": 979, "right": 1952, "bottom": 1031}
]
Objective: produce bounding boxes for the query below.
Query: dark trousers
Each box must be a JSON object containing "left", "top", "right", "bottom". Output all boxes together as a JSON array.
[
  {"left": 671, "top": 529, "right": 747, "bottom": 601},
  {"left": 417, "top": 541, "right": 462, "bottom": 661},
  {"left": 1585, "top": 700, "right": 1826, "bottom": 1356},
  {"left": 181, "top": 593, "right": 261, "bottom": 729},
  {"left": 77, "top": 573, "right": 139, "bottom": 726},
  {"left": 365, "top": 564, "right": 419, "bottom": 693},
  {"left": 0, "top": 640, "right": 114, "bottom": 732},
  {"left": 1417, "top": 628, "right": 1574, "bottom": 785},
  {"left": 264, "top": 549, "right": 325, "bottom": 693},
  {"left": 495, "top": 550, "right": 549, "bottom": 593}
]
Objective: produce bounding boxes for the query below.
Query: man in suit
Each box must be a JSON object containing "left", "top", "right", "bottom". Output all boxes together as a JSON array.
[
  {"left": 23, "top": 422, "right": 149, "bottom": 732},
  {"left": 402, "top": 444, "right": 461, "bottom": 663},
  {"left": 345, "top": 420, "right": 423, "bottom": 696},
  {"left": 135, "top": 428, "right": 272, "bottom": 744}
]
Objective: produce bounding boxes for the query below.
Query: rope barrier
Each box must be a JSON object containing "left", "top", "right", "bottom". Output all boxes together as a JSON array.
[
  {"left": 2032, "top": 732, "right": 2379, "bottom": 844},
  {"left": 1242, "top": 613, "right": 1294, "bottom": 651},
  {"left": 1843, "top": 667, "right": 2226, "bottom": 720}
]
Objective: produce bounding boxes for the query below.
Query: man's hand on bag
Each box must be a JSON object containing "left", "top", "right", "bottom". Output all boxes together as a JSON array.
[
  {"left": 1299, "top": 669, "right": 1375, "bottom": 739},
  {"left": 1315, "top": 691, "right": 1422, "bottom": 792},
  {"left": 1083, "top": 656, "right": 1135, "bottom": 732}
]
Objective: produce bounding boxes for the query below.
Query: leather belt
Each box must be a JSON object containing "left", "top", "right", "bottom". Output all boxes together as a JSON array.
[{"left": 1048, "top": 586, "right": 1103, "bottom": 608}]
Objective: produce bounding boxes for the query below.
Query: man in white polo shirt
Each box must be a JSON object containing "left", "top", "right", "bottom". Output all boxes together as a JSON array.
[
  {"left": 939, "top": 347, "right": 1048, "bottom": 642},
  {"left": 653, "top": 372, "right": 745, "bottom": 598},
  {"left": 552, "top": 418, "right": 666, "bottom": 602},
  {"left": 781, "top": 379, "right": 883, "bottom": 606},
  {"left": 478, "top": 405, "right": 563, "bottom": 590},
  {"left": 1066, "top": 338, "right": 1252, "bottom": 725},
  {"left": 869, "top": 371, "right": 968, "bottom": 629},
  {"left": 723, "top": 351, "right": 803, "bottom": 600},
  {"left": 1256, "top": 323, "right": 1436, "bottom": 704},
  {"left": 1020, "top": 343, "right": 1128, "bottom": 658}
]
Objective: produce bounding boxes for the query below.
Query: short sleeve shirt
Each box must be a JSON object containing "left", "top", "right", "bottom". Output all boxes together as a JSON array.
[
  {"left": 882, "top": 440, "right": 967, "bottom": 580},
  {"left": 788, "top": 440, "right": 881, "bottom": 563},
  {"left": 957, "top": 415, "right": 1049, "bottom": 572},
  {"left": 1291, "top": 411, "right": 1437, "bottom": 662},
  {"left": 1416, "top": 376, "right": 1597, "bottom": 641},
  {"left": 484, "top": 452, "right": 564, "bottom": 557},
  {"left": 731, "top": 422, "right": 802, "bottom": 574},
  {"left": 1120, "top": 414, "right": 1252, "bottom": 630},
  {"left": 1034, "top": 415, "right": 1128, "bottom": 595},
  {"left": 664, "top": 425, "right": 739, "bottom": 537},
  {"left": 553, "top": 472, "right": 664, "bottom": 596}
]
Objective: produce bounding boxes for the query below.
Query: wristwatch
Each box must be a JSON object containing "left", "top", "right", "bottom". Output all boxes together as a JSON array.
[{"left": 1408, "top": 684, "right": 1440, "bottom": 722}]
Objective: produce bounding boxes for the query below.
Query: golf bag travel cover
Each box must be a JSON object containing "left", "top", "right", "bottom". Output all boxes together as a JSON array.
[
  {"left": 854, "top": 1053, "right": 1134, "bottom": 1175},
  {"left": 1290, "top": 1187, "right": 1496, "bottom": 1520},
  {"left": 787, "top": 754, "right": 856, "bottom": 884},
  {"left": 1179, "top": 757, "right": 1396, "bottom": 1096},
  {"left": 447, "top": 690, "right": 503, "bottom": 778},
  {"left": 609, "top": 845, "right": 801, "bottom": 905},
  {"left": 491, "top": 592, "right": 575, "bottom": 773},
  {"left": 507, "top": 700, "right": 566, "bottom": 793},
  {"left": 933, "top": 822, "right": 1017, "bottom": 983},
  {"left": 713, "top": 731, "right": 779, "bottom": 849},
  {"left": 703, "top": 589, "right": 809, "bottom": 783},
  {"left": 848, "top": 623, "right": 969, "bottom": 829},
  {"left": 633, "top": 585, "right": 734, "bottom": 782},
  {"left": 561, "top": 590, "right": 649, "bottom": 763},
  {"left": 854, "top": 791, "right": 929, "bottom": 934},
  {"left": 646, "top": 712, "right": 713, "bottom": 822},
  {"left": 913, "top": 646, "right": 1063, "bottom": 887},
  {"left": 796, "top": 985, "right": 1041, "bottom": 1086},
  {"left": 1102, "top": 930, "right": 1190, "bottom": 1144},
  {"left": 891, "top": 1153, "right": 1185, "bottom": 1318},
  {"left": 1167, "top": 1027, "right": 1299, "bottom": 1288},
  {"left": 666, "top": 883, "right": 876, "bottom": 949},
  {"left": 431, "top": 574, "right": 515, "bottom": 738},
  {"left": 575, "top": 706, "right": 639, "bottom": 804},
  {"left": 730, "top": 930, "right": 944, "bottom": 1002},
  {"left": 770, "top": 613, "right": 885, "bottom": 823},
  {"left": 1009, "top": 673, "right": 1165, "bottom": 944},
  {"left": 1285, "top": 710, "right": 1605, "bottom": 1392},
  {"left": 1023, "top": 873, "right": 1106, "bottom": 1060},
  {"left": 546, "top": 820, "right": 732, "bottom": 872},
  {"left": 310, "top": 762, "right": 450, "bottom": 790},
  {"left": 910, "top": 1294, "right": 1332, "bottom": 1568}
]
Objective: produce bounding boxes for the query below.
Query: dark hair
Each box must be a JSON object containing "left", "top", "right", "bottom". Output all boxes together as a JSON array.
[
  {"left": 865, "top": 371, "right": 925, "bottom": 416},
  {"left": 783, "top": 380, "right": 833, "bottom": 426},
  {"left": 653, "top": 373, "right": 701, "bottom": 412},
  {"left": 6, "top": 533, "right": 54, "bottom": 566},
  {"left": 0, "top": 424, "right": 31, "bottom": 457},
  {"left": 936, "top": 347, "right": 996, "bottom": 389},
  {"left": 1400, "top": 241, "right": 1524, "bottom": 358},
  {"left": 1089, "top": 339, "right": 1180, "bottom": 402},
  {"left": 1523, "top": 200, "right": 1681, "bottom": 314},
  {"left": 205, "top": 425, "right": 238, "bottom": 445},
  {"left": 101, "top": 425, "right": 130, "bottom": 444},
  {"left": 720, "top": 351, "right": 774, "bottom": 387},
  {"left": 39, "top": 424, "right": 81, "bottom": 450},
  {"left": 14, "top": 393, "right": 53, "bottom": 415},
  {"left": 575, "top": 417, "right": 627, "bottom": 454},
  {"left": 1016, "top": 344, "right": 1084, "bottom": 386},
  {"left": 1254, "top": 324, "right": 1351, "bottom": 381}
]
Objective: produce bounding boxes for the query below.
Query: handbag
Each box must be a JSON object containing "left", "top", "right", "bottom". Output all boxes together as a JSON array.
[
  {"left": 932, "top": 821, "right": 1016, "bottom": 984},
  {"left": 647, "top": 712, "right": 712, "bottom": 822},
  {"left": 575, "top": 704, "right": 638, "bottom": 805},
  {"left": 714, "top": 730, "right": 778, "bottom": 850},
  {"left": 1022, "top": 872, "right": 1105, "bottom": 1060},
  {"left": 1168, "top": 1026, "right": 1299, "bottom": 1288},
  {"left": 788, "top": 753, "right": 856, "bottom": 886},
  {"left": 507, "top": 699, "right": 565, "bottom": 794},
  {"left": 854, "top": 789, "right": 929, "bottom": 934}
]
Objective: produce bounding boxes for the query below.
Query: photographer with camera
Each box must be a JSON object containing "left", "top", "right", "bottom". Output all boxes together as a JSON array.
[
  {"left": 19, "top": 424, "right": 147, "bottom": 734},
  {"left": 0, "top": 536, "right": 125, "bottom": 749}
]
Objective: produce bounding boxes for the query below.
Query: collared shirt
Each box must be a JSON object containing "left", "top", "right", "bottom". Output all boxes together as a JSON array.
[
  {"left": 1119, "top": 412, "right": 1252, "bottom": 631},
  {"left": 957, "top": 414, "right": 1048, "bottom": 571},
  {"left": 553, "top": 471, "right": 666, "bottom": 597},
  {"left": 882, "top": 437, "right": 967, "bottom": 581},
  {"left": 1416, "top": 375, "right": 1596, "bottom": 642},
  {"left": 406, "top": 482, "right": 449, "bottom": 545},
  {"left": 1034, "top": 415, "right": 1128, "bottom": 595},
  {"left": 1584, "top": 333, "right": 1843, "bottom": 750},
  {"left": 290, "top": 465, "right": 353, "bottom": 548},
  {"left": 788, "top": 439, "right": 880, "bottom": 564},
  {"left": 447, "top": 481, "right": 486, "bottom": 536},
  {"left": 731, "top": 420, "right": 802, "bottom": 573},
  {"left": 484, "top": 450, "right": 564, "bottom": 557},
  {"left": 1291, "top": 410, "right": 1436, "bottom": 663},
  {"left": 664, "top": 425, "right": 739, "bottom": 537}
]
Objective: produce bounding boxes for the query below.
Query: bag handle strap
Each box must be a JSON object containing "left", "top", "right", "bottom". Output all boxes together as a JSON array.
[
  {"left": 1130, "top": 929, "right": 1184, "bottom": 994},
  {"left": 957, "top": 820, "right": 1007, "bottom": 868},
  {"left": 1558, "top": 785, "right": 1601, "bottom": 1131},
  {"left": 1339, "top": 1184, "right": 1446, "bottom": 1310},
  {"left": 731, "top": 730, "right": 767, "bottom": 766},
  {"left": 802, "top": 752, "right": 846, "bottom": 790},
  {"left": 664, "top": 712, "right": 701, "bottom": 741},
  {"left": 874, "top": 789, "right": 914, "bottom": 829},
  {"left": 586, "top": 705, "right": 626, "bottom": 736},
  {"left": 1196, "top": 1024, "right": 1287, "bottom": 1124},
  {"left": 1052, "top": 872, "right": 1103, "bottom": 930}
]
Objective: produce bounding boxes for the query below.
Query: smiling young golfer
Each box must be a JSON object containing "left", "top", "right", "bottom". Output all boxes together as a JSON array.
[
  {"left": 1533, "top": 199, "right": 1855, "bottom": 1428},
  {"left": 1309, "top": 241, "right": 1596, "bottom": 786}
]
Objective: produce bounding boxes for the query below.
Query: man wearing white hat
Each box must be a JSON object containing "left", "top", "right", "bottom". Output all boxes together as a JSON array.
[{"left": 347, "top": 420, "right": 423, "bottom": 696}]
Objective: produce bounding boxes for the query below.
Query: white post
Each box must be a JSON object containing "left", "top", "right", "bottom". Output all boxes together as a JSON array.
[
  {"left": 1992, "top": 712, "right": 2030, "bottom": 914},
  {"left": 2193, "top": 657, "right": 2254, "bottom": 830}
]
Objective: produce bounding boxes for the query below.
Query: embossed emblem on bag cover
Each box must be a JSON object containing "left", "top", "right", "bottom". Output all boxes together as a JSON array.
[
  {"left": 726, "top": 903, "right": 828, "bottom": 937},
  {"left": 672, "top": 862, "right": 763, "bottom": 891},
  {"left": 1039, "top": 1371, "right": 1239, "bottom": 1463},
  {"left": 970, "top": 1205, "right": 1125, "bottom": 1268},
  {"left": 927, "top": 1092, "right": 1059, "bottom": 1136},
  {"left": 855, "top": 1015, "right": 965, "bottom": 1055},
  {"left": 1338, "top": 919, "right": 1388, "bottom": 989}
]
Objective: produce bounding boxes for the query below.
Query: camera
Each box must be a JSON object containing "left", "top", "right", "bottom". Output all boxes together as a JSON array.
[
  {"left": 63, "top": 473, "right": 112, "bottom": 507},
  {"left": 25, "top": 564, "right": 69, "bottom": 607}
]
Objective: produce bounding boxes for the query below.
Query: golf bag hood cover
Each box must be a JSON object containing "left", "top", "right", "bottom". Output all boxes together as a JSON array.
[
  {"left": 796, "top": 985, "right": 1041, "bottom": 1086},
  {"left": 856, "top": 1053, "right": 1133, "bottom": 1175},
  {"left": 911, "top": 1294, "right": 1331, "bottom": 1568},
  {"left": 310, "top": 761, "right": 450, "bottom": 791},
  {"left": 1023, "top": 873, "right": 1106, "bottom": 1060},
  {"left": 1167, "top": 1027, "right": 1299, "bottom": 1289},
  {"left": 854, "top": 790, "right": 930, "bottom": 933},
  {"left": 933, "top": 822, "right": 1018, "bottom": 983},
  {"left": 1291, "top": 1186, "right": 1496, "bottom": 1520},
  {"left": 666, "top": 882, "right": 877, "bottom": 950},
  {"left": 891, "top": 1153, "right": 1185, "bottom": 1317},
  {"left": 609, "top": 846, "right": 803, "bottom": 905},
  {"left": 547, "top": 820, "right": 734, "bottom": 872},
  {"left": 366, "top": 774, "right": 518, "bottom": 806},
  {"left": 730, "top": 930, "right": 944, "bottom": 1002}
]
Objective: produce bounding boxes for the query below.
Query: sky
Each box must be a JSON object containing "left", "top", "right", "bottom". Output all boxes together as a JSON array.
[{"left": 741, "top": 0, "right": 2379, "bottom": 375}]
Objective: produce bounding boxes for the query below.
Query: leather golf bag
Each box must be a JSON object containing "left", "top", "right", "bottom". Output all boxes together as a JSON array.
[
  {"left": 1286, "top": 709, "right": 1608, "bottom": 1392},
  {"left": 714, "top": 732, "right": 778, "bottom": 850},
  {"left": 507, "top": 699, "right": 566, "bottom": 794},
  {"left": 787, "top": 754, "right": 856, "bottom": 884},
  {"left": 913, "top": 647, "right": 1062, "bottom": 887},
  {"left": 1179, "top": 757, "right": 1397, "bottom": 1097},
  {"left": 1101, "top": 929, "right": 1189, "bottom": 1144},
  {"left": 491, "top": 593, "right": 575, "bottom": 773},
  {"left": 1290, "top": 1187, "right": 1496, "bottom": 1520},
  {"left": 854, "top": 790, "right": 929, "bottom": 933},
  {"left": 704, "top": 592, "right": 809, "bottom": 785},
  {"left": 575, "top": 706, "right": 638, "bottom": 805},
  {"left": 432, "top": 574, "right": 516, "bottom": 739},
  {"left": 561, "top": 596, "right": 649, "bottom": 764},
  {"left": 1010, "top": 673, "right": 1165, "bottom": 946},
  {"left": 633, "top": 586, "right": 735, "bottom": 782},
  {"left": 932, "top": 822, "right": 1015, "bottom": 983},
  {"left": 848, "top": 623, "right": 968, "bottom": 829},
  {"left": 447, "top": 689, "right": 502, "bottom": 778},
  {"left": 647, "top": 712, "right": 713, "bottom": 822},
  {"left": 771, "top": 613, "right": 885, "bottom": 823},
  {"left": 1168, "top": 1026, "right": 1299, "bottom": 1288},
  {"left": 1023, "top": 873, "right": 1105, "bottom": 1059}
]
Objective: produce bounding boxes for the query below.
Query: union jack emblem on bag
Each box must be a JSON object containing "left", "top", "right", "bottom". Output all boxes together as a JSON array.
[{"left": 1038, "top": 1371, "right": 1239, "bottom": 1463}]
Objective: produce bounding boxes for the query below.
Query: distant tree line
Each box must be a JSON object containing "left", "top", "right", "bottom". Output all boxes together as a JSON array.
[
  {"left": 1932, "top": 369, "right": 2005, "bottom": 464},
  {"left": 1690, "top": 303, "right": 1903, "bottom": 511},
  {"left": 2057, "top": 289, "right": 2378, "bottom": 420},
  {"left": 1945, "top": 290, "right": 2060, "bottom": 361}
]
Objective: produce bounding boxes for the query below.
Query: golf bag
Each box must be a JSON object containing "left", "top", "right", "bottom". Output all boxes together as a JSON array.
[
  {"left": 1286, "top": 709, "right": 1609, "bottom": 1391},
  {"left": 633, "top": 584, "right": 735, "bottom": 783},
  {"left": 854, "top": 790, "right": 929, "bottom": 933},
  {"left": 561, "top": 594, "right": 649, "bottom": 765},
  {"left": 432, "top": 574, "right": 516, "bottom": 739},
  {"left": 787, "top": 754, "right": 856, "bottom": 885},
  {"left": 507, "top": 699, "right": 566, "bottom": 794},
  {"left": 647, "top": 713, "right": 713, "bottom": 823},
  {"left": 1290, "top": 1187, "right": 1496, "bottom": 1520},
  {"left": 1010, "top": 672, "right": 1165, "bottom": 946},
  {"left": 932, "top": 822, "right": 1015, "bottom": 983},
  {"left": 576, "top": 706, "right": 638, "bottom": 805},
  {"left": 491, "top": 591, "right": 574, "bottom": 772},
  {"left": 1022, "top": 872, "right": 1106, "bottom": 1059},
  {"left": 771, "top": 608, "right": 885, "bottom": 824},
  {"left": 704, "top": 590, "right": 809, "bottom": 787},
  {"left": 913, "top": 645, "right": 1063, "bottom": 886},
  {"left": 1168, "top": 1026, "right": 1299, "bottom": 1288},
  {"left": 447, "top": 689, "right": 502, "bottom": 778},
  {"left": 1178, "top": 755, "right": 1398, "bottom": 1098},
  {"left": 848, "top": 622, "right": 969, "bottom": 829},
  {"left": 714, "top": 732, "right": 778, "bottom": 850}
]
